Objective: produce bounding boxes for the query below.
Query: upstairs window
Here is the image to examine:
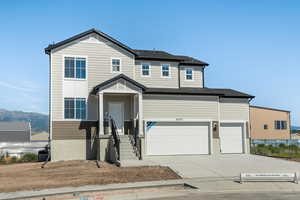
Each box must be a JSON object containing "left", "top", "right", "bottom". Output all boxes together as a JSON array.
[
  {"left": 275, "top": 120, "right": 287, "bottom": 130},
  {"left": 263, "top": 124, "right": 268, "bottom": 130},
  {"left": 185, "top": 68, "right": 193, "bottom": 80},
  {"left": 112, "top": 58, "right": 121, "bottom": 72},
  {"left": 141, "top": 63, "right": 150, "bottom": 77},
  {"left": 64, "top": 57, "right": 86, "bottom": 79},
  {"left": 64, "top": 98, "right": 86, "bottom": 120},
  {"left": 161, "top": 64, "right": 170, "bottom": 77}
]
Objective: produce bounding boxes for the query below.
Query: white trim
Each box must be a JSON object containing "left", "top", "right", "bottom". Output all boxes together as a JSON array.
[
  {"left": 99, "top": 93, "right": 104, "bottom": 135},
  {"left": 50, "top": 54, "right": 53, "bottom": 141},
  {"left": 62, "top": 97, "right": 88, "bottom": 121},
  {"left": 144, "top": 118, "right": 213, "bottom": 122},
  {"left": 111, "top": 57, "right": 122, "bottom": 73},
  {"left": 144, "top": 119, "right": 213, "bottom": 156},
  {"left": 161, "top": 63, "right": 171, "bottom": 78},
  {"left": 184, "top": 67, "right": 194, "bottom": 81},
  {"left": 62, "top": 55, "right": 88, "bottom": 81},
  {"left": 209, "top": 121, "right": 213, "bottom": 154},
  {"left": 100, "top": 90, "right": 139, "bottom": 94},
  {"left": 220, "top": 120, "right": 247, "bottom": 123},
  {"left": 219, "top": 121, "right": 247, "bottom": 154},
  {"left": 138, "top": 93, "right": 143, "bottom": 136},
  {"left": 140, "top": 63, "right": 151, "bottom": 77}
]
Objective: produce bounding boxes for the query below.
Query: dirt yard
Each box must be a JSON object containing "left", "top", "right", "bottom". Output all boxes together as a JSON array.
[{"left": 0, "top": 161, "right": 180, "bottom": 193}]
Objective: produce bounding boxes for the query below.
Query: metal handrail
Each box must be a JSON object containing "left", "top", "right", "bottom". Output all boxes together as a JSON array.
[{"left": 109, "top": 116, "right": 120, "bottom": 161}]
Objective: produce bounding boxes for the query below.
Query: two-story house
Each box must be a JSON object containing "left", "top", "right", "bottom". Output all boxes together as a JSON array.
[{"left": 45, "top": 29, "right": 254, "bottom": 162}]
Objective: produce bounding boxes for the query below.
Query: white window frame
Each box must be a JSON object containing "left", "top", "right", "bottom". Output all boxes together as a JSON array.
[
  {"left": 111, "top": 58, "right": 122, "bottom": 73},
  {"left": 63, "top": 97, "right": 88, "bottom": 121},
  {"left": 63, "top": 55, "right": 88, "bottom": 80},
  {"left": 141, "top": 63, "right": 151, "bottom": 77},
  {"left": 161, "top": 64, "right": 171, "bottom": 78},
  {"left": 185, "top": 67, "right": 194, "bottom": 81},
  {"left": 275, "top": 120, "right": 287, "bottom": 130}
]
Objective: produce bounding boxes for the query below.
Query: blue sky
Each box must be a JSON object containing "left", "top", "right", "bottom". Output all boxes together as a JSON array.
[{"left": 0, "top": 0, "right": 299, "bottom": 125}]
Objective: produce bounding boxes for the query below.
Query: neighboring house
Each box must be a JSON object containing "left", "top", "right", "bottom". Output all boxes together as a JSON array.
[
  {"left": 31, "top": 132, "right": 49, "bottom": 142},
  {"left": 45, "top": 28, "right": 254, "bottom": 162},
  {"left": 291, "top": 127, "right": 300, "bottom": 139},
  {"left": 250, "top": 106, "right": 291, "bottom": 139},
  {"left": 0, "top": 122, "right": 31, "bottom": 142}
]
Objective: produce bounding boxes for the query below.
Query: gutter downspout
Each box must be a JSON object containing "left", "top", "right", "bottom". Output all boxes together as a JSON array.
[{"left": 178, "top": 65, "right": 181, "bottom": 88}]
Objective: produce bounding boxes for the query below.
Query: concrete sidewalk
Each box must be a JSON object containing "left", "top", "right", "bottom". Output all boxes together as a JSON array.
[
  {"left": 122, "top": 154, "right": 300, "bottom": 179},
  {"left": 0, "top": 179, "right": 184, "bottom": 200},
  {"left": 1, "top": 177, "right": 300, "bottom": 200}
]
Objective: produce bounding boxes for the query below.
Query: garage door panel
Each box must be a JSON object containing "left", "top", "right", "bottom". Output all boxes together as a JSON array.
[
  {"left": 220, "top": 123, "right": 244, "bottom": 154},
  {"left": 146, "top": 122, "right": 210, "bottom": 155}
]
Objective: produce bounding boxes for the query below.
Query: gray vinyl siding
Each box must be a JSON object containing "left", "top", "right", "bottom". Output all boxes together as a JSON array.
[
  {"left": 220, "top": 98, "right": 249, "bottom": 121},
  {"left": 143, "top": 95, "right": 219, "bottom": 120},
  {"left": 179, "top": 66, "right": 203, "bottom": 88},
  {"left": 134, "top": 60, "right": 179, "bottom": 88},
  {"left": 51, "top": 33, "right": 135, "bottom": 120}
]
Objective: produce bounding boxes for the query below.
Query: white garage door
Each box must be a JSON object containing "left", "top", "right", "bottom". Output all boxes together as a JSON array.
[
  {"left": 220, "top": 123, "right": 244, "bottom": 153},
  {"left": 146, "top": 121, "right": 210, "bottom": 155}
]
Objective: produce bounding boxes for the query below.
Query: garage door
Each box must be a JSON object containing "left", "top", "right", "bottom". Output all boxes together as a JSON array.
[
  {"left": 219, "top": 123, "right": 244, "bottom": 153},
  {"left": 146, "top": 121, "right": 210, "bottom": 155}
]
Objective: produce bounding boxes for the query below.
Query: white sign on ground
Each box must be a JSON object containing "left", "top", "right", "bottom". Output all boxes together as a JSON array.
[{"left": 240, "top": 172, "right": 299, "bottom": 184}]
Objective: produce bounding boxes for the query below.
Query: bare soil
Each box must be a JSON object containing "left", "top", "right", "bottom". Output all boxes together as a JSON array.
[{"left": 0, "top": 160, "right": 180, "bottom": 193}]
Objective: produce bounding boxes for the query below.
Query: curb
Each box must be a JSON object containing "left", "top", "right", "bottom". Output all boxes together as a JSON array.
[{"left": 0, "top": 179, "right": 185, "bottom": 200}]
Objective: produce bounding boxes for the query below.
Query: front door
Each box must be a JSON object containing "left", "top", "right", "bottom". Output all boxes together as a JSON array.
[{"left": 108, "top": 102, "right": 124, "bottom": 134}]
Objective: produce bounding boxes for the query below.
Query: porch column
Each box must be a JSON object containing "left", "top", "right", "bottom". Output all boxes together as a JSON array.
[
  {"left": 98, "top": 92, "right": 104, "bottom": 135},
  {"left": 138, "top": 93, "right": 143, "bottom": 136}
]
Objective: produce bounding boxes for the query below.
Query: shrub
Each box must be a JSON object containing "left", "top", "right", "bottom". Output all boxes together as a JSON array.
[
  {"left": 289, "top": 145, "right": 299, "bottom": 153},
  {"left": 20, "top": 153, "right": 38, "bottom": 162}
]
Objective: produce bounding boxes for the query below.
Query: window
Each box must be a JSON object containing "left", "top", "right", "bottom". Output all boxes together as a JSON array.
[
  {"left": 263, "top": 124, "right": 268, "bottom": 130},
  {"left": 185, "top": 68, "right": 193, "bottom": 80},
  {"left": 141, "top": 63, "right": 150, "bottom": 77},
  {"left": 275, "top": 120, "right": 287, "bottom": 130},
  {"left": 64, "top": 98, "right": 86, "bottom": 120},
  {"left": 112, "top": 58, "right": 121, "bottom": 72},
  {"left": 161, "top": 64, "right": 170, "bottom": 77},
  {"left": 64, "top": 57, "right": 86, "bottom": 79}
]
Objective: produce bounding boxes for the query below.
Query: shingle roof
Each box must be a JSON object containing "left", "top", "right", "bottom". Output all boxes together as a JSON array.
[
  {"left": 45, "top": 29, "right": 209, "bottom": 66},
  {"left": 92, "top": 74, "right": 147, "bottom": 94},
  {"left": 0, "top": 121, "right": 30, "bottom": 131},
  {"left": 133, "top": 49, "right": 208, "bottom": 66},
  {"left": 145, "top": 88, "right": 254, "bottom": 99},
  {"left": 45, "top": 29, "right": 137, "bottom": 55},
  {"left": 92, "top": 74, "right": 254, "bottom": 99}
]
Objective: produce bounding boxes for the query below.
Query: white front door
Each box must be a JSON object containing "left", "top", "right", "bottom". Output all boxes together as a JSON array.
[
  {"left": 108, "top": 102, "right": 124, "bottom": 134},
  {"left": 219, "top": 123, "right": 244, "bottom": 153},
  {"left": 146, "top": 122, "right": 210, "bottom": 155}
]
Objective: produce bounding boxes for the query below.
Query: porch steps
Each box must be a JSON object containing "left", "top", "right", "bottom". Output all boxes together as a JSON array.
[{"left": 119, "top": 136, "right": 138, "bottom": 160}]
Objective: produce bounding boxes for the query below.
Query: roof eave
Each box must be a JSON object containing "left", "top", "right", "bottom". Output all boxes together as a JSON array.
[{"left": 44, "top": 29, "right": 137, "bottom": 56}]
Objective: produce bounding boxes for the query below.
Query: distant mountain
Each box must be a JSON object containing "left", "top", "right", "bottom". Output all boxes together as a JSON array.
[
  {"left": 0, "top": 109, "right": 48, "bottom": 133},
  {"left": 291, "top": 126, "right": 300, "bottom": 131}
]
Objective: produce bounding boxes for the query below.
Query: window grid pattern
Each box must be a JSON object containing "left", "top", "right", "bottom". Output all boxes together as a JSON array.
[
  {"left": 64, "top": 57, "right": 86, "bottom": 79},
  {"left": 112, "top": 59, "right": 120, "bottom": 72},
  {"left": 162, "top": 64, "right": 170, "bottom": 77},
  {"left": 142, "top": 64, "right": 150, "bottom": 76},
  {"left": 186, "top": 68, "right": 193, "bottom": 80},
  {"left": 64, "top": 98, "right": 86, "bottom": 120}
]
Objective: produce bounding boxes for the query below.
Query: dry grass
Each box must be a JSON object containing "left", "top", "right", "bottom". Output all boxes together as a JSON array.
[{"left": 0, "top": 160, "right": 180, "bottom": 193}]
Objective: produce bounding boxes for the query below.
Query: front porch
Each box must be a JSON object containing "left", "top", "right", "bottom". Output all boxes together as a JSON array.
[{"left": 94, "top": 75, "right": 146, "bottom": 162}]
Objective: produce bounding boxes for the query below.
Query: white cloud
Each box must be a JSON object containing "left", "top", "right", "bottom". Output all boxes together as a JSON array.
[{"left": 0, "top": 81, "right": 38, "bottom": 92}]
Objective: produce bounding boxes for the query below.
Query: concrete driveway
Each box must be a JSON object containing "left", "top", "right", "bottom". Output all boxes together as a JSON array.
[{"left": 139, "top": 154, "right": 300, "bottom": 178}]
